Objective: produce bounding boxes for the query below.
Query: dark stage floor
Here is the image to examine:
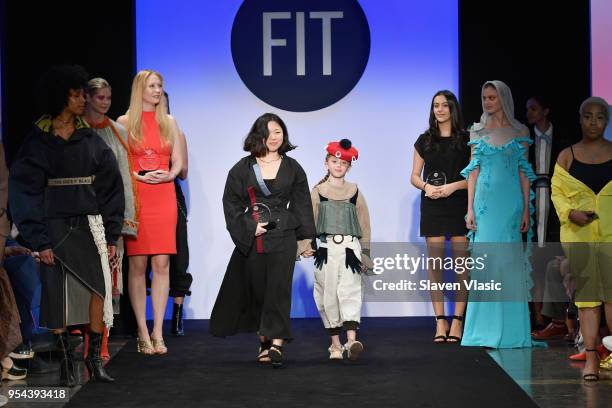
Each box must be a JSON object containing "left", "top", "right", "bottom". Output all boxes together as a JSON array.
[{"left": 1, "top": 318, "right": 611, "bottom": 408}]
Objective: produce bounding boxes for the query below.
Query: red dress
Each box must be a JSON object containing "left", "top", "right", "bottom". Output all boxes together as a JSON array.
[{"left": 125, "top": 111, "right": 177, "bottom": 255}]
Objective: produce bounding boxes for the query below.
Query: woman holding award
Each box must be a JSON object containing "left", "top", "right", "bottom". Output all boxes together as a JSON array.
[
  {"left": 411, "top": 90, "right": 470, "bottom": 343},
  {"left": 118, "top": 70, "right": 184, "bottom": 355},
  {"left": 210, "top": 113, "right": 316, "bottom": 368}
]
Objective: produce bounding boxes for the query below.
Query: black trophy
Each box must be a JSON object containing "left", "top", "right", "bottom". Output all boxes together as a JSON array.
[
  {"left": 425, "top": 170, "right": 447, "bottom": 186},
  {"left": 250, "top": 202, "right": 276, "bottom": 230}
]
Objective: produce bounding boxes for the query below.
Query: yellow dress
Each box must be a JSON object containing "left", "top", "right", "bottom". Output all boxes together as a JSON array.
[{"left": 551, "top": 163, "right": 612, "bottom": 307}]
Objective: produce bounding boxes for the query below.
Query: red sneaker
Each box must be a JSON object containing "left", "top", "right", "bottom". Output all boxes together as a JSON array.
[{"left": 532, "top": 322, "right": 567, "bottom": 340}]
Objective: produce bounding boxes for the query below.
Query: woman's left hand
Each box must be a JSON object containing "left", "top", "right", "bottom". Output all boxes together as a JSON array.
[
  {"left": 520, "top": 210, "right": 530, "bottom": 233},
  {"left": 437, "top": 184, "right": 456, "bottom": 198},
  {"left": 133, "top": 170, "right": 175, "bottom": 184},
  {"left": 148, "top": 170, "right": 175, "bottom": 183}
]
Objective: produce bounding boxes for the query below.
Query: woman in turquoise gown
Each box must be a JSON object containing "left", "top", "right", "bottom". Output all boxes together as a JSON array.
[{"left": 460, "top": 80, "right": 541, "bottom": 348}]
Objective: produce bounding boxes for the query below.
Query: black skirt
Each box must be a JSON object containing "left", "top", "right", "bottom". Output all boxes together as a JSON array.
[
  {"left": 40, "top": 216, "right": 105, "bottom": 329},
  {"left": 209, "top": 231, "right": 298, "bottom": 341},
  {"left": 419, "top": 192, "right": 468, "bottom": 237}
]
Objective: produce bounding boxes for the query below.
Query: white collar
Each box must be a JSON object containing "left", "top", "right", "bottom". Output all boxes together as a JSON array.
[{"left": 534, "top": 123, "right": 553, "bottom": 138}]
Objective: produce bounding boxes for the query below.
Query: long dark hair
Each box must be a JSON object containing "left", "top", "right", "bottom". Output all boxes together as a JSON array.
[
  {"left": 243, "top": 113, "right": 296, "bottom": 157},
  {"left": 422, "top": 90, "right": 466, "bottom": 152}
]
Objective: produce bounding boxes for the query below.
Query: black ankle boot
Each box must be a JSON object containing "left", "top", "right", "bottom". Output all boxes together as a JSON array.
[
  {"left": 171, "top": 303, "right": 185, "bottom": 337},
  {"left": 85, "top": 332, "right": 114, "bottom": 383},
  {"left": 55, "top": 332, "right": 77, "bottom": 387}
]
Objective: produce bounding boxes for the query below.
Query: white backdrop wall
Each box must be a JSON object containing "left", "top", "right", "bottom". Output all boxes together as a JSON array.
[{"left": 136, "top": 0, "right": 459, "bottom": 318}]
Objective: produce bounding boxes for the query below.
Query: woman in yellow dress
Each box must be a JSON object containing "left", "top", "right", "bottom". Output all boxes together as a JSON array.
[{"left": 552, "top": 96, "right": 612, "bottom": 381}]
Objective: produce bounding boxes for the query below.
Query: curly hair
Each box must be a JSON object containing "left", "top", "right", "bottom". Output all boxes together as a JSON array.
[
  {"left": 37, "top": 64, "right": 89, "bottom": 118},
  {"left": 243, "top": 113, "right": 296, "bottom": 157}
]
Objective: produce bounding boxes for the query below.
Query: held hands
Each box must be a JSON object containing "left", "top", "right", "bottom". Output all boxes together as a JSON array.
[
  {"left": 569, "top": 210, "right": 596, "bottom": 226},
  {"left": 436, "top": 183, "right": 456, "bottom": 198},
  {"left": 133, "top": 170, "right": 175, "bottom": 184},
  {"left": 301, "top": 248, "right": 315, "bottom": 258},
  {"left": 424, "top": 183, "right": 455, "bottom": 199},
  {"left": 424, "top": 184, "right": 442, "bottom": 198}
]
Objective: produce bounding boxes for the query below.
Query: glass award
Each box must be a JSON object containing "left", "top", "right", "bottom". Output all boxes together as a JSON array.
[
  {"left": 425, "top": 170, "right": 447, "bottom": 186},
  {"left": 250, "top": 202, "right": 276, "bottom": 230},
  {"left": 138, "top": 148, "right": 161, "bottom": 175}
]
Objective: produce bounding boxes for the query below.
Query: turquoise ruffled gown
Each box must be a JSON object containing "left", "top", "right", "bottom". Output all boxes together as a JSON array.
[{"left": 460, "top": 127, "right": 543, "bottom": 348}]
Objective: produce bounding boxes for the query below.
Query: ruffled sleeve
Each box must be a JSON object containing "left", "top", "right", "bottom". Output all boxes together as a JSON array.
[
  {"left": 460, "top": 139, "right": 482, "bottom": 179},
  {"left": 514, "top": 136, "right": 536, "bottom": 244},
  {"left": 515, "top": 136, "right": 536, "bottom": 183}
]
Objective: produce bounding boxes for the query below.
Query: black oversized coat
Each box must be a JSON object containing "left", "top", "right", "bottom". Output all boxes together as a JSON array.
[{"left": 209, "top": 155, "right": 316, "bottom": 336}]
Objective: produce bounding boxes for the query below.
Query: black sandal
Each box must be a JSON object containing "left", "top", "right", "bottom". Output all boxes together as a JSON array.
[
  {"left": 268, "top": 344, "right": 283, "bottom": 368},
  {"left": 257, "top": 341, "right": 272, "bottom": 363},
  {"left": 583, "top": 349, "right": 600, "bottom": 382},
  {"left": 433, "top": 315, "right": 447, "bottom": 343},
  {"left": 446, "top": 315, "right": 464, "bottom": 343}
]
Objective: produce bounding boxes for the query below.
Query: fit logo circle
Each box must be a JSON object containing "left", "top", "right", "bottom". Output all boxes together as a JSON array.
[{"left": 231, "top": 0, "right": 371, "bottom": 112}]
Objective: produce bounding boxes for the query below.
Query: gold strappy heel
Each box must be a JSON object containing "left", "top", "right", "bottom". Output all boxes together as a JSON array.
[
  {"left": 136, "top": 338, "right": 155, "bottom": 355},
  {"left": 151, "top": 338, "right": 167, "bottom": 355}
]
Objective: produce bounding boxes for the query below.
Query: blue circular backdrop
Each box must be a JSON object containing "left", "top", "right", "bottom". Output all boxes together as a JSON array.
[{"left": 231, "top": 0, "right": 371, "bottom": 112}]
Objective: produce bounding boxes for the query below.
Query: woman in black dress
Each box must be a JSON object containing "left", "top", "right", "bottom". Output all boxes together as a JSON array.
[
  {"left": 410, "top": 90, "right": 470, "bottom": 343},
  {"left": 210, "top": 113, "right": 316, "bottom": 367}
]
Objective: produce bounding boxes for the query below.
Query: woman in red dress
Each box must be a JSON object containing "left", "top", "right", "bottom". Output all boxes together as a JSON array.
[{"left": 118, "top": 70, "right": 184, "bottom": 355}]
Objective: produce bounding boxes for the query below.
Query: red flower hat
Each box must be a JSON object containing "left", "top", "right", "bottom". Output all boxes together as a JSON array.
[{"left": 326, "top": 139, "right": 359, "bottom": 162}]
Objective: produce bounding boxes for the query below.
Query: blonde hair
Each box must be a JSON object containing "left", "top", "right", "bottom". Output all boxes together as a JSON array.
[
  {"left": 579, "top": 96, "right": 610, "bottom": 122},
  {"left": 87, "top": 78, "right": 111, "bottom": 96},
  {"left": 126, "top": 70, "right": 174, "bottom": 146}
]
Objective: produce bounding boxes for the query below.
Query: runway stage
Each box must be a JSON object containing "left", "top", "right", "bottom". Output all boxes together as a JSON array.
[
  {"left": 4, "top": 317, "right": 611, "bottom": 408},
  {"left": 69, "top": 318, "right": 537, "bottom": 408}
]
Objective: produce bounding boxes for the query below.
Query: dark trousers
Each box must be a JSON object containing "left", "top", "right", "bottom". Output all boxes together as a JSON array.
[
  {"left": 169, "top": 181, "right": 192, "bottom": 297},
  {"left": 4, "top": 240, "right": 41, "bottom": 344},
  {"left": 247, "top": 238, "right": 297, "bottom": 340}
]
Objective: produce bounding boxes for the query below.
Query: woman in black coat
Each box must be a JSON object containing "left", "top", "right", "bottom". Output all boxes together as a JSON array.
[{"left": 210, "top": 113, "right": 316, "bottom": 368}]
